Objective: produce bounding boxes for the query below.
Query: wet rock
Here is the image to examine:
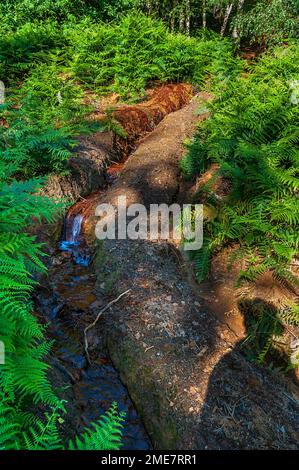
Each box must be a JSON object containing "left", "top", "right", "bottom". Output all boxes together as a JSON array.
[{"left": 51, "top": 257, "right": 64, "bottom": 266}]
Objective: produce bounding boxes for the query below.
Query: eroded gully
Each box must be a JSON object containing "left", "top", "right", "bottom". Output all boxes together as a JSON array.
[
  {"left": 33, "top": 85, "right": 205, "bottom": 449},
  {"left": 34, "top": 156, "right": 153, "bottom": 449}
]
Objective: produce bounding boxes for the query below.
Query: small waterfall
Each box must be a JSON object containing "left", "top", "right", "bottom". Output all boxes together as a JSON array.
[
  {"left": 59, "top": 213, "right": 91, "bottom": 266},
  {"left": 60, "top": 213, "right": 83, "bottom": 248},
  {"left": 68, "top": 214, "right": 83, "bottom": 243}
]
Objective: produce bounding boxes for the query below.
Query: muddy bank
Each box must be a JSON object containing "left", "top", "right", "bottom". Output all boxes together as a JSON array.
[
  {"left": 81, "top": 94, "right": 208, "bottom": 241},
  {"left": 40, "top": 84, "right": 193, "bottom": 203},
  {"left": 40, "top": 132, "right": 113, "bottom": 202}
]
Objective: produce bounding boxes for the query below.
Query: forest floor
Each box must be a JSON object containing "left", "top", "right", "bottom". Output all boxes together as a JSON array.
[{"left": 37, "top": 88, "right": 299, "bottom": 450}]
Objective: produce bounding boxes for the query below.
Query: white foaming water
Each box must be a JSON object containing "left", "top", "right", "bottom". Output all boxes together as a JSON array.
[
  {"left": 60, "top": 213, "right": 91, "bottom": 266},
  {"left": 60, "top": 214, "right": 83, "bottom": 250},
  {"left": 68, "top": 214, "right": 83, "bottom": 243}
]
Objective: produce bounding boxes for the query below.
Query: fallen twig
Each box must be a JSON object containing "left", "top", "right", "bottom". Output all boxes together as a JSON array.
[{"left": 84, "top": 289, "right": 131, "bottom": 364}]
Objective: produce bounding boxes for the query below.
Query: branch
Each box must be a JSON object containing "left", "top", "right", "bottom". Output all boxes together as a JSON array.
[{"left": 84, "top": 289, "right": 131, "bottom": 364}]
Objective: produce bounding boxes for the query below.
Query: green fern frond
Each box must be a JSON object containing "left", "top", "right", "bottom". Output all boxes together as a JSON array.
[{"left": 69, "top": 403, "right": 125, "bottom": 450}]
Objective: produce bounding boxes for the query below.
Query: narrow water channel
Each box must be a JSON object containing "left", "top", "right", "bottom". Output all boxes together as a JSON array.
[{"left": 34, "top": 163, "right": 152, "bottom": 450}]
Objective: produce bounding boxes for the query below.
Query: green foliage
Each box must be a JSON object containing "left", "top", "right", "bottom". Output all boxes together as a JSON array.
[
  {"left": 0, "top": 24, "right": 95, "bottom": 176},
  {"left": 0, "top": 0, "right": 298, "bottom": 442},
  {"left": 1, "top": 0, "right": 298, "bottom": 46},
  {"left": 0, "top": 145, "right": 63, "bottom": 448},
  {"left": 280, "top": 304, "right": 299, "bottom": 327},
  {"left": 232, "top": 0, "right": 299, "bottom": 46},
  {"left": 0, "top": 12, "right": 239, "bottom": 177},
  {"left": 239, "top": 300, "right": 299, "bottom": 366},
  {"left": 183, "top": 44, "right": 299, "bottom": 286},
  {"left": 69, "top": 402, "right": 125, "bottom": 450},
  {"left": 135, "top": 0, "right": 299, "bottom": 46},
  {"left": 100, "top": 108, "right": 128, "bottom": 137},
  {"left": 240, "top": 300, "right": 285, "bottom": 364},
  {"left": 0, "top": 396, "right": 124, "bottom": 450},
  {"left": 65, "top": 13, "right": 236, "bottom": 98},
  {"left": 184, "top": 46, "right": 299, "bottom": 368},
  {"left": 0, "top": 114, "right": 75, "bottom": 177},
  {"left": 0, "top": 21, "right": 66, "bottom": 82},
  {"left": 21, "top": 402, "right": 124, "bottom": 450},
  {"left": 0, "top": 148, "right": 124, "bottom": 450},
  {"left": 23, "top": 407, "right": 64, "bottom": 451},
  {"left": 182, "top": 43, "right": 299, "bottom": 361},
  {"left": 0, "top": 0, "right": 140, "bottom": 26},
  {"left": 0, "top": 12, "right": 238, "bottom": 97}
]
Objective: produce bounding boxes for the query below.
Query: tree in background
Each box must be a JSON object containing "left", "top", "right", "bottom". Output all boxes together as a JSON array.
[
  {"left": 1, "top": 0, "right": 298, "bottom": 45},
  {"left": 232, "top": 0, "right": 299, "bottom": 46},
  {"left": 140, "top": 0, "right": 298, "bottom": 44},
  {"left": 0, "top": 0, "right": 139, "bottom": 24}
]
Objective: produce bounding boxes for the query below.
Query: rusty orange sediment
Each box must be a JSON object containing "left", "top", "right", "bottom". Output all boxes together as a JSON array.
[
  {"left": 113, "top": 84, "right": 193, "bottom": 154},
  {"left": 65, "top": 83, "right": 194, "bottom": 234},
  {"left": 67, "top": 192, "right": 104, "bottom": 219}
]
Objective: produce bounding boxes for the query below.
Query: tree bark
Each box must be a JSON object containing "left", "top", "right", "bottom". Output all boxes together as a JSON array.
[
  {"left": 146, "top": 0, "right": 152, "bottom": 15},
  {"left": 232, "top": 0, "right": 245, "bottom": 39},
  {"left": 170, "top": 15, "right": 175, "bottom": 32},
  {"left": 202, "top": 0, "right": 207, "bottom": 29},
  {"left": 179, "top": 8, "right": 185, "bottom": 32},
  {"left": 186, "top": 0, "right": 191, "bottom": 36},
  {"left": 220, "top": 3, "right": 233, "bottom": 37}
]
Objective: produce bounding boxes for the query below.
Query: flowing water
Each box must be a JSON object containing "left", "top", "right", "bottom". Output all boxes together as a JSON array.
[
  {"left": 35, "top": 171, "right": 151, "bottom": 450},
  {"left": 59, "top": 213, "right": 92, "bottom": 267}
]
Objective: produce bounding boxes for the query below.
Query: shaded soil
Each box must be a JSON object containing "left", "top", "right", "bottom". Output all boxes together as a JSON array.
[{"left": 103, "top": 237, "right": 299, "bottom": 449}]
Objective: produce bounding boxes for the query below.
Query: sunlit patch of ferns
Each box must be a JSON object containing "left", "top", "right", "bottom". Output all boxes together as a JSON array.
[{"left": 182, "top": 45, "right": 299, "bottom": 365}]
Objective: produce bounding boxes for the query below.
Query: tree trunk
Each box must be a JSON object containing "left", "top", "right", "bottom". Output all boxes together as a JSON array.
[
  {"left": 232, "top": 0, "right": 245, "bottom": 39},
  {"left": 170, "top": 15, "right": 175, "bottom": 32},
  {"left": 179, "top": 8, "right": 185, "bottom": 32},
  {"left": 146, "top": 0, "right": 152, "bottom": 15},
  {"left": 186, "top": 0, "right": 191, "bottom": 36},
  {"left": 202, "top": 0, "right": 207, "bottom": 29},
  {"left": 0, "top": 81, "right": 5, "bottom": 105},
  {"left": 220, "top": 3, "right": 233, "bottom": 37}
]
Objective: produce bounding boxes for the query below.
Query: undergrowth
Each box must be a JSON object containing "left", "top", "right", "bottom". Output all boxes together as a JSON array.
[
  {"left": 181, "top": 44, "right": 299, "bottom": 365},
  {"left": 1, "top": 0, "right": 298, "bottom": 447},
  {"left": 0, "top": 149, "right": 125, "bottom": 449},
  {"left": 0, "top": 13, "right": 239, "bottom": 176}
]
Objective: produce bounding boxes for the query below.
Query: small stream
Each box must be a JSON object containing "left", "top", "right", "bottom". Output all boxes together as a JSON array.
[
  {"left": 35, "top": 163, "right": 152, "bottom": 450},
  {"left": 32, "top": 88, "right": 199, "bottom": 450},
  {"left": 59, "top": 213, "right": 92, "bottom": 266}
]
